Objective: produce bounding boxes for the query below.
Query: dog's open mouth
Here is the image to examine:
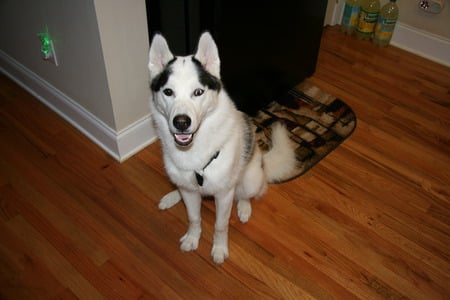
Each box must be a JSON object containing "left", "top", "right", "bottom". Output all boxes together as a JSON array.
[{"left": 174, "top": 133, "right": 194, "bottom": 146}]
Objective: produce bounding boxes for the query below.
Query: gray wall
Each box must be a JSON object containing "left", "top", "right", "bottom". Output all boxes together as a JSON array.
[{"left": 0, "top": 0, "right": 150, "bottom": 132}]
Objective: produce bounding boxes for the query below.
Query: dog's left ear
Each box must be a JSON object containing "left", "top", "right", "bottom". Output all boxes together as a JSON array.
[{"left": 195, "top": 32, "right": 221, "bottom": 78}]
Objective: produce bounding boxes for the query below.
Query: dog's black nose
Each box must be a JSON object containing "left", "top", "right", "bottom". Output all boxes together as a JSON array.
[{"left": 173, "top": 114, "right": 191, "bottom": 131}]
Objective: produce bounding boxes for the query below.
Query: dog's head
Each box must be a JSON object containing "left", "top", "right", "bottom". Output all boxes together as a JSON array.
[{"left": 148, "top": 32, "right": 222, "bottom": 147}]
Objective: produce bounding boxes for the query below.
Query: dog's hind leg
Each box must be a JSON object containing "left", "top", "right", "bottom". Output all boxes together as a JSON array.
[
  {"left": 158, "top": 189, "right": 182, "bottom": 210},
  {"left": 237, "top": 198, "right": 252, "bottom": 223}
]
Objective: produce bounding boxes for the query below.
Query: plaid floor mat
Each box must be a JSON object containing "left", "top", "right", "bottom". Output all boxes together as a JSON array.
[{"left": 252, "top": 81, "right": 357, "bottom": 183}]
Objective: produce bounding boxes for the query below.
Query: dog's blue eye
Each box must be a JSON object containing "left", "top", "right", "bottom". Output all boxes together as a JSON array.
[
  {"left": 193, "top": 88, "right": 204, "bottom": 97},
  {"left": 163, "top": 88, "right": 173, "bottom": 96}
]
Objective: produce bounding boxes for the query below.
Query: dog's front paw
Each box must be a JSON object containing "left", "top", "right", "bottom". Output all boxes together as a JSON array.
[
  {"left": 211, "top": 245, "right": 229, "bottom": 265},
  {"left": 180, "top": 232, "right": 200, "bottom": 252},
  {"left": 159, "top": 190, "right": 181, "bottom": 210}
]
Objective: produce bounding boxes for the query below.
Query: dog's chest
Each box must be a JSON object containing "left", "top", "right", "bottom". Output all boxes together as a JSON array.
[{"left": 164, "top": 149, "right": 237, "bottom": 193}]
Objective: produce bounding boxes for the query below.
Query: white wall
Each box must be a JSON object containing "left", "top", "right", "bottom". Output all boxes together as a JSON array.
[
  {"left": 325, "top": 0, "right": 345, "bottom": 26},
  {"left": 396, "top": 0, "right": 449, "bottom": 39},
  {"left": 93, "top": 0, "right": 151, "bottom": 131},
  {"left": 0, "top": 0, "right": 156, "bottom": 161},
  {"left": 391, "top": 0, "right": 450, "bottom": 66}
]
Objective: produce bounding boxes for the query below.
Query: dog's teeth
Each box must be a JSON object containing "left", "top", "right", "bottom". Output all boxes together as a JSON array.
[
  {"left": 174, "top": 133, "right": 193, "bottom": 146},
  {"left": 176, "top": 134, "right": 191, "bottom": 141}
]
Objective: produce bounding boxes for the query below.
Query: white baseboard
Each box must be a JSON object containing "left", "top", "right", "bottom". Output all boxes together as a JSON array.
[
  {"left": 391, "top": 22, "right": 450, "bottom": 67},
  {"left": 0, "top": 50, "right": 157, "bottom": 162},
  {"left": 116, "top": 115, "right": 158, "bottom": 162}
]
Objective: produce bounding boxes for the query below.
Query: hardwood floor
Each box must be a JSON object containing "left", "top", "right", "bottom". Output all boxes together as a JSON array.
[{"left": 1, "top": 25, "right": 449, "bottom": 299}]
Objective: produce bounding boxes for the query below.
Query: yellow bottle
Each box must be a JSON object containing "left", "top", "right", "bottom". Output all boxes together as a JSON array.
[
  {"left": 341, "top": 0, "right": 362, "bottom": 35},
  {"left": 355, "top": 0, "right": 381, "bottom": 40},
  {"left": 373, "top": 0, "right": 399, "bottom": 47}
]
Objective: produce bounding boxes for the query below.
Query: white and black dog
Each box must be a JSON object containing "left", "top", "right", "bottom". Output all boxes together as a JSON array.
[{"left": 148, "top": 32, "right": 296, "bottom": 264}]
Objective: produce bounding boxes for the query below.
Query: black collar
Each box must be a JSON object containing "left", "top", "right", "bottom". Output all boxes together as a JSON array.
[{"left": 195, "top": 151, "right": 220, "bottom": 186}]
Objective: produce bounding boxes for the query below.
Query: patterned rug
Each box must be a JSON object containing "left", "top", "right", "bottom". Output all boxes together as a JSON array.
[{"left": 252, "top": 81, "right": 357, "bottom": 183}]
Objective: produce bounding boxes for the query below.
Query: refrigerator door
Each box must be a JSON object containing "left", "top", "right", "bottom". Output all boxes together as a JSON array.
[{"left": 147, "top": 0, "right": 327, "bottom": 114}]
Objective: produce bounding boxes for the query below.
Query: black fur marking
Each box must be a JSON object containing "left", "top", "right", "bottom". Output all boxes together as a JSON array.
[
  {"left": 242, "top": 116, "right": 255, "bottom": 165},
  {"left": 150, "top": 57, "right": 177, "bottom": 92},
  {"left": 191, "top": 57, "right": 222, "bottom": 91}
]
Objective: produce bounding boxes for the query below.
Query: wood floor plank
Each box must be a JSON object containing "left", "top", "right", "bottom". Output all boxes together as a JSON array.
[
  {"left": 1, "top": 25, "right": 449, "bottom": 299},
  {"left": 5, "top": 215, "right": 103, "bottom": 299}
]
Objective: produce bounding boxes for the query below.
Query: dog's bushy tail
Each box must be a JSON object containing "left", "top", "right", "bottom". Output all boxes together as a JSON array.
[{"left": 263, "top": 123, "right": 298, "bottom": 183}]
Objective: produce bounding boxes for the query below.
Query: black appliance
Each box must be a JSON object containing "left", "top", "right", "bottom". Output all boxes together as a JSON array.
[{"left": 146, "top": 0, "right": 327, "bottom": 115}]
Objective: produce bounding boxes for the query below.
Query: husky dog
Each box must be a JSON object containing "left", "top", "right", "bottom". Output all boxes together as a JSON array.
[{"left": 148, "top": 32, "right": 296, "bottom": 264}]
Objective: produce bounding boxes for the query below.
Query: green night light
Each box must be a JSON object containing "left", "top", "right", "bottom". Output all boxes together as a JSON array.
[
  {"left": 37, "top": 27, "right": 58, "bottom": 66},
  {"left": 38, "top": 31, "right": 52, "bottom": 56}
]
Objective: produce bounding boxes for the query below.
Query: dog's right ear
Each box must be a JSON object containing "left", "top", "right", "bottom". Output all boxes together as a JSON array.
[{"left": 148, "top": 34, "right": 174, "bottom": 78}]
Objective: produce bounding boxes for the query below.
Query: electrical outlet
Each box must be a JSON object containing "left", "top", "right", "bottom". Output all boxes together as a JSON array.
[{"left": 38, "top": 30, "right": 58, "bottom": 66}]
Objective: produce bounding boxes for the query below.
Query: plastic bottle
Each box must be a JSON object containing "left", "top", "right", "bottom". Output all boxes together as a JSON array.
[
  {"left": 355, "top": 0, "right": 381, "bottom": 40},
  {"left": 373, "top": 0, "right": 399, "bottom": 47},
  {"left": 341, "top": 0, "right": 362, "bottom": 35}
]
